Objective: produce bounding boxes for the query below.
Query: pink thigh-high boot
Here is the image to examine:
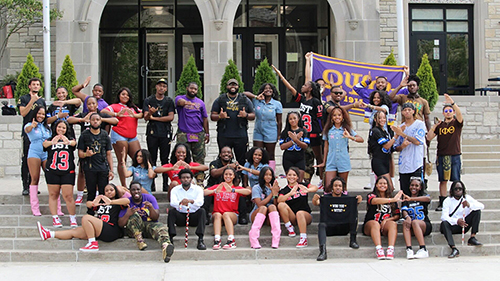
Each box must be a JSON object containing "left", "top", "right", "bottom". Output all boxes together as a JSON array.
[
  {"left": 249, "top": 213, "right": 266, "bottom": 249},
  {"left": 269, "top": 211, "right": 281, "bottom": 249},
  {"left": 29, "top": 185, "right": 41, "bottom": 216}
]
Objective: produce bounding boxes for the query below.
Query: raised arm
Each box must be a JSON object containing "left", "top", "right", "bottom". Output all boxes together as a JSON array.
[
  {"left": 272, "top": 64, "right": 298, "bottom": 97},
  {"left": 72, "top": 76, "right": 91, "bottom": 101}
]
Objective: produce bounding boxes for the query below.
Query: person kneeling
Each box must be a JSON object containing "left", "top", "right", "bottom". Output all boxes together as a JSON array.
[
  {"left": 204, "top": 167, "right": 251, "bottom": 250},
  {"left": 37, "top": 183, "right": 128, "bottom": 252},
  {"left": 168, "top": 169, "right": 207, "bottom": 250},
  {"left": 313, "top": 177, "right": 361, "bottom": 261},
  {"left": 118, "top": 181, "right": 174, "bottom": 263},
  {"left": 440, "top": 180, "right": 484, "bottom": 258}
]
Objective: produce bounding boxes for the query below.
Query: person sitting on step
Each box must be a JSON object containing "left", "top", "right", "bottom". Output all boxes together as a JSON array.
[
  {"left": 313, "top": 177, "right": 361, "bottom": 261},
  {"left": 440, "top": 180, "right": 484, "bottom": 258}
]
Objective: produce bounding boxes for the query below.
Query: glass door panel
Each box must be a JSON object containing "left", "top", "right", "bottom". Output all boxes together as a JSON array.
[{"left": 145, "top": 32, "right": 175, "bottom": 98}]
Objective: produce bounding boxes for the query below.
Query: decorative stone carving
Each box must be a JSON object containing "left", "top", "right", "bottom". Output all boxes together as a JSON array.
[{"left": 77, "top": 21, "right": 89, "bottom": 32}]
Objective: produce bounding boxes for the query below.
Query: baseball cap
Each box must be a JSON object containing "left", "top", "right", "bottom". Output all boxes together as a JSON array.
[
  {"left": 156, "top": 78, "right": 168, "bottom": 85},
  {"left": 402, "top": 102, "right": 416, "bottom": 111},
  {"left": 227, "top": 79, "right": 239, "bottom": 86}
]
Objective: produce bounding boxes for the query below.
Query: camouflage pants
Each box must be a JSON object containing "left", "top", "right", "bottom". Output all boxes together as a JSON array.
[
  {"left": 176, "top": 131, "right": 206, "bottom": 164},
  {"left": 125, "top": 213, "right": 171, "bottom": 245}
]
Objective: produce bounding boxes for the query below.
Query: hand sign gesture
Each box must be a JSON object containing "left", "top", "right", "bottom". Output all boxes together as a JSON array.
[
  {"left": 342, "top": 128, "right": 352, "bottom": 139},
  {"left": 219, "top": 108, "right": 228, "bottom": 119},
  {"left": 148, "top": 105, "right": 158, "bottom": 114},
  {"left": 237, "top": 107, "right": 248, "bottom": 118},
  {"left": 86, "top": 147, "right": 96, "bottom": 158},
  {"left": 82, "top": 76, "right": 91, "bottom": 88},
  {"left": 31, "top": 118, "right": 38, "bottom": 128},
  {"left": 366, "top": 71, "right": 373, "bottom": 83}
]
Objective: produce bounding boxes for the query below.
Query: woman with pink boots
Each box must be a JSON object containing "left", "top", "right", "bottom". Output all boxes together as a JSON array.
[
  {"left": 248, "top": 166, "right": 281, "bottom": 249},
  {"left": 24, "top": 106, "right": 51, "bottom": 216}
]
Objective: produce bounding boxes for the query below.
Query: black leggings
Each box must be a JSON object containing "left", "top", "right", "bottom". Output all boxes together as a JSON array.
[
  {"left": 318, "top": 222, "right": 357, "bottom": 245},
  {"left": 440, "top": 210, "right": 481, "bottom": 247}
]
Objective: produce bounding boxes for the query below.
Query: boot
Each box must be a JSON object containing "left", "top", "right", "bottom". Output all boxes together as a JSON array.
[
  {"left": 317, "top": 244, "right": 327, "bottom": 261},
  {"left": 436, "top": 196, "right": 446, "bottom": 211},
  {"left": 269, "top": 160, "right": 276, "bottom": 171},
  {"left": 249, "top": 213, "right": 265, "bottom": 249},
  {"left": 349, "top": 233, "right": 359, "bottom": 249},
  {"left": 269, "top": 211, "right": 281, "bottom": 249},
  {"left": 57, "top": 194, "right": 64, "bottom": 216},
  {"left": 29, "top": 185, "right": 41, "bottom": 216}
]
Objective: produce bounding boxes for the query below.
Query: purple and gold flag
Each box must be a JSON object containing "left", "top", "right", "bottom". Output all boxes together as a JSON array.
[{"left": 311, "top": 53, "right": 405, "bottom": 121}]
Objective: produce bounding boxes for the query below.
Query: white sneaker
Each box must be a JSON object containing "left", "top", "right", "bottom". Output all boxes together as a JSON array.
[
  {"left": 414, "top": 248, "right": 429, "bottom": 259},
  {"left": 406, "top": 248, "right": 414, "bottom": 259}
]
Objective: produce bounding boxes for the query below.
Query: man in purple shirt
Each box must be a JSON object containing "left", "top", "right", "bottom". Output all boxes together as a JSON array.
[
  {"left": 175, "top": 82, "right": 209, "bottom": 185},
  {"left": 72, "top": 76, "right": 109, "bottom": 113},
  {"left": 118, "top": 181, "right": 174, "bottom": 262}
]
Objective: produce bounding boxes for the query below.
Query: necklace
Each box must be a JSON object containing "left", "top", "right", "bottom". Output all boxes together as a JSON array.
[{"left": 227, "top": 93, "right": 237, "bottom": 102}]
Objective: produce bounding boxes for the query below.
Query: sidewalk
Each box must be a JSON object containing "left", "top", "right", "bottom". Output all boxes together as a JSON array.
[{"left": 1, "top": 172, "right": 498, "bottom": 196}]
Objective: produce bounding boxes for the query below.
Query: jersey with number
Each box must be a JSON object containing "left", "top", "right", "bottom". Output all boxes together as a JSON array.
[
  {"left": 44, "top": 138, "right": 76, "bottom": 174},
  {"left": 294, "top": 94, "right": 323, "bottom": 136},
  {"left": 401, "top": 199, "right": 430, "bottom": 222},
  {"left": 92, "top": 204, "right": 122, "bottom": 226},
  {"left": 364, "top": 193, "right": 400, "bottom": 224}
]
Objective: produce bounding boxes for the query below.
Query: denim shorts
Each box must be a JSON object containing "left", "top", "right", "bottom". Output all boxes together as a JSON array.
[
  {"left": 253, "top": 121, "right": 278, "bottom": 143},
  {"left": 28, "top": 143, "right": 47, "bottom": 161},
  {"left": 110, "top": 130, "right": 139, "bottom": 145},
  {"left": 436, "top": 154, "right": 461, "bottom": 182}
]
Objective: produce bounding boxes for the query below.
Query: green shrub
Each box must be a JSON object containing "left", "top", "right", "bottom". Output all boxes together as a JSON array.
[
  {"left": 252, "top": 58, "right": 279, "bottom": 98},
  {"left": 383, "top": 49, "right": 397, "bottom": 66},
  {"left": 57, "top": 55, "right": 79, "bottom": 99},
  {"left": 16, "top": 54, "right": 42, "bottom": 102},
  {"left": 219, "top": 59, "right": 243, "bottom": 94},
  {"left": 176, "top": 55, "right": 202, "bottom": 98},
  {"left": 416, "top": 53, "right": 439, "bottom": 111}
]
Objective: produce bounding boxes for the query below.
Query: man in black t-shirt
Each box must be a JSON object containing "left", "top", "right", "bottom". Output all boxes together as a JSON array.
[
  {"left": 210, "top": 79, "right": 255, "bottom": 167},
  {"left": 143, "top": 78, "right": 176, "bottom": 192},
  {"left": 77, "top": 113, "right": 114, "bottom": 214},
  {"left": 17, "top": 78, "right": 46, "bottom": 195}
]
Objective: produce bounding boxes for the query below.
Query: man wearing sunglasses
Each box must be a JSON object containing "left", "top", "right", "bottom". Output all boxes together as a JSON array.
[
  {"left": 440, "top": 181, "right": 484, "bottom": 258},
  {"left": 427, "top": 94, "right": 463, "bottom": 211},
  {"left": 322, "top": 85, "right": 365, "bottom": 125}
]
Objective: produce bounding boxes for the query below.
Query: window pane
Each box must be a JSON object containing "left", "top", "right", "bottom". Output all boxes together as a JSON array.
[
  {"left": 447, "top": 21, "right": 468, "bottom": 33},
  {"left": 140, "top": 5, "right": 174, "bottom": 28},
  {"left": 249, "top": 0, "right": 281, "bottom": 27},
  {"left": 446, "top": 9, "right": 467, "bottom": 20},
  {"left": 413, "top": 21, "right": 443, "bottom": 32},
  {"left": 447, "top": 34, "right": 469, "bottom": 92},
  {"left": 412, "top": 9, "right": 443, "bottom": 20}
]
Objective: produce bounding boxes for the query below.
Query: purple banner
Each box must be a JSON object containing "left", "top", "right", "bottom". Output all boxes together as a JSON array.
[{"left": 311, "top": 53, "right": 405, "bottom": 121}]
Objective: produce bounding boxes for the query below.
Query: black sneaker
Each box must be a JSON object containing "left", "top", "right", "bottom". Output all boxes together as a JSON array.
[
  {"left": 349, "top": 240, "right": 360, "bottom": 249},
  {"left": 468, "top": 237, "right": 482, "bottom": 246}
]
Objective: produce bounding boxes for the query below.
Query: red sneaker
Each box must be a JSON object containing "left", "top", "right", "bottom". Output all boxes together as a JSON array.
[
  {"left": 75, "top": 195, "right": 83, "bottom": 206},
  {"left": 79, "top": 241, "right": 99, "bottom": 252},
  {"left": 296, "top": 237, "right": 308, "bottom": 248},
  {"left": 70, "top": 217, "right": 78, "bottom": 228},
  {"left": 37, "top": 222, "right": 51, "bottom": 241},
  {"left": 376, "top": 248, "right": 386, "bottom": 260},
  {"left": 212, "top": 239, "right": 221, "bottom": 250},
  {"left": 52, "top": 217, "right": 63, "bottom": 228},
  {"left": 222, "top": 239, "right": 236, "bottom": 250},
  {"left": 386, "top": 247, "right": 395, "bottom": 260},
  {"left": 288, "top": 229, "right": 296, "bottom": 237}
]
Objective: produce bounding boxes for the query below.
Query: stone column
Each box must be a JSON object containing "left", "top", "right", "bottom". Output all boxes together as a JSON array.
[{"left": 195, "top": 0, "right": 240, "bottom": 108}]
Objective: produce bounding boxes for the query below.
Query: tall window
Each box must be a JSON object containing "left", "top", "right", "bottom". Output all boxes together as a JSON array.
[{"left": 409, "top": 5, "right": 474, "bottom": 95}]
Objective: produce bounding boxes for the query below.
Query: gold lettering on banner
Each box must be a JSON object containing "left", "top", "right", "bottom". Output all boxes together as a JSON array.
[{"left": 321, "top": 70, "right": 394, "bottom": 92}]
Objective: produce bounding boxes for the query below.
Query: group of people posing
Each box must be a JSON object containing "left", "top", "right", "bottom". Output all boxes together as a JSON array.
[{"left": 17, "top": 53, "right": 483, "bottom": 261}]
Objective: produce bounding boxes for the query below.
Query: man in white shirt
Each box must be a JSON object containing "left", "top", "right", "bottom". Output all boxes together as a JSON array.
[
  {"left": 168, "top": 169, "right": 206, "bottom": 250},
  {"left": 440, "top": 180, "right": 484, "bottom": 258},
  {"left": 392, "top": 102, "right": 427, "bottom": 196}
]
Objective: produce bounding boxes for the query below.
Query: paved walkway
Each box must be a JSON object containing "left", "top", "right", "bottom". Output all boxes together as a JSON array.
[
  {"left": 1, "top": 172, "right": 499, "bottom": 196},
  {"left": 1, "top": 257, "right": 498, "bottom": 280}
]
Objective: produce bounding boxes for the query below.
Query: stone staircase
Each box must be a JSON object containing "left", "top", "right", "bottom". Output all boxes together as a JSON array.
[
  {"left": 462, "top": 139, "right": 500, "bottom": 174},
  {"left": 0, "top": 190, "right": 499, "bottom": 262}
]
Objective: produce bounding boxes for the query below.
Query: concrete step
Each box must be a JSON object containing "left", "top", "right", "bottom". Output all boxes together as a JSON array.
[
  {"left": 463, "top": 167, "right": 500, "bottom": 174},
  {"left": 462, "top": 152, "right": 500, "bottom": 160},
  {"left": 4, "top": 218, "right": 500, "bottom": 238},
  {"left": 462, "top": 159, "right": 500, "bottom": 167},
  {"left": 462, "top": 139, "right": 500, "bottom": 146},
  {"left": 461, "top": 145, "right": 500, "bottom": 153},
  {"left": 0, "top": 243, "right": 497, "bottom": 262}
]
